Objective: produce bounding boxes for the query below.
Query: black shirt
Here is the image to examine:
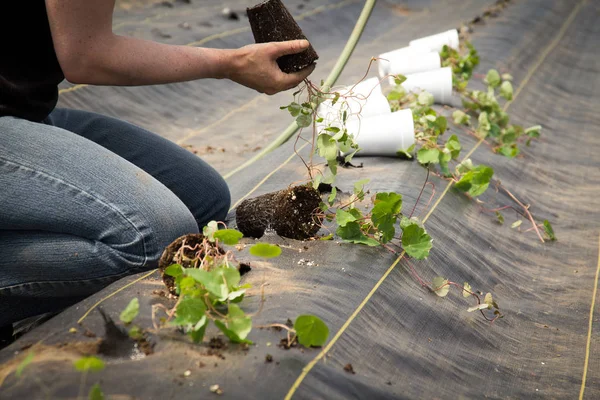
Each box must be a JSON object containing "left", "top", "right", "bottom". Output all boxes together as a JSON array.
[{"left": 0, "top": 2, "right": 65, "bottom": 122}]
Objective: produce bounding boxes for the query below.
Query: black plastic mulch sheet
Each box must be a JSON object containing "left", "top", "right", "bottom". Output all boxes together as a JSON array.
[{"left": 2, "top": 0, "right": 600, "bottom": 399}]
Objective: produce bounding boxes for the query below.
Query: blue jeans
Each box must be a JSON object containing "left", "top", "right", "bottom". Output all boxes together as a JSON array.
[{"left": 0, "top": 109, "right": 230, "bottom": 326}]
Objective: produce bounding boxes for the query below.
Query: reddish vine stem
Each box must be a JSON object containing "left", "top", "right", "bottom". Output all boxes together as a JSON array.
[
  {"left": 409, "top": 169, "right": 430, "bottom": 218},
  {"left": 499, "top": 186, "right": 545, "bottom": 243}
]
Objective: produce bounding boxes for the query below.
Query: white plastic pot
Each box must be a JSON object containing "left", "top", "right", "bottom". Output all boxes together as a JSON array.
[
  {"left": 409, "top": 29, "right": 460, "bottom": 52},
  {"left": 377, "top": 46, "right": 441, "bottom": 82},
  {"left": 344, "top": 109, "right": 415, "bottom": 157},
  {"left": 398, "top": 67, "right": 453, "bottom": 104},
  {"left": 316, "top": 77, "right": 390, "bottom": 131}
]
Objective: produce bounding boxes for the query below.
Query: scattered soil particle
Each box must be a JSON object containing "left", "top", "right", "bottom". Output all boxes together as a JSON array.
[
  {"left": 265, "top": 354, "right": 273, "bottom": 363},
  {"left": 344, "top": 363, "right": 356, "bottom": 374},
  {"left": 285, "top": 319, "right": 293, "bottom": 328},
  {"left": 247, "top": 0, "right": 318, "bottom": 73},
  {"left": 278, "top": 336, "right": 298, "bottom": 350},
  {"left": 83, "top": 329, "right": 97, "bottom": 338},
  {"left": 209, "top": 337, "right": 226, "bottom": 349}
]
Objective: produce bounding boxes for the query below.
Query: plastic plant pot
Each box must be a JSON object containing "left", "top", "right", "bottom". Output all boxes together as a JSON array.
[
  {"left": 393, "top": 67, "right": 453, "bottom": 104},
  {"left": 409, "top": 29, "right": 460, "bottom": 52},
  {"left": 316, "top": 77, "right": 390, "bottom": 131},
  {"left": 343, "top": 109, "right": 415, "bottom": 157},
  {"left": 377, "top": 46, "right": 440, "bottom": 82}
]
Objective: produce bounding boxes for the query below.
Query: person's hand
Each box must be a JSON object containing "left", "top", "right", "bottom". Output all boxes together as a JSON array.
[{"left": 227, "top": 40, "right": 316, "bottom": 95}]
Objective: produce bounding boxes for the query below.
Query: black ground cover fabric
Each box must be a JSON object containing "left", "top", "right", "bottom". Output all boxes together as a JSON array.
[{"left": 1, "top": 0, "right": 599, "bottom": 399}]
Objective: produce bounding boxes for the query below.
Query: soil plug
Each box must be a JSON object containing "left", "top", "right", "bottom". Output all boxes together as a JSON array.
[
  {"left": 158, "top": 233, "right": 224, "bottom": 295},
  {"left": 235, "top": 185, "right": 322, "bottom": 240},
  {"left": 247, "top": 0, "right": 319, "bottom": 73}
]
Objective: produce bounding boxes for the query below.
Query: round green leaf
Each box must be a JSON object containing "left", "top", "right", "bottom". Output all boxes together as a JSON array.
[
  {"left": 73, "top": 356, "right": 105, "bottom": 373},
  {"left": 213, "top": 229, "right": 244, "bottom": 245},
  {"left": 119, "top": 298, "right": 139, "bottom": 324},
  {"left": 432, "top": 277, "right": 449, "bottom": 297},
  {"left": 249, "top": 243, "right": 282, "bottom": 258},
  {"left": 294, "top": 315, "right": 329, "bottom": 347}
]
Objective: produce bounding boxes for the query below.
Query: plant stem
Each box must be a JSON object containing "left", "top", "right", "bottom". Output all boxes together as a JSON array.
[{"left": 500, "top": 186, "right": 545, "bottom": 243}]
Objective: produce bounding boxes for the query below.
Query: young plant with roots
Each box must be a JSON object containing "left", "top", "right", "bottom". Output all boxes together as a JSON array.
[{"left": 277, "top": 39, "right": 556, "bottom": 322}]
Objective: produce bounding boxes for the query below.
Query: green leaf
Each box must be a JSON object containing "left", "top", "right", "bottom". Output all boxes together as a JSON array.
[
  {"left": 336, "top": 209, "right": 357, "bottom": 227},
  {"left": 417, "top": 148, "right": 440, "bottom": 165},
  {"left": 353, "top": 179, "right": 370, "bottom": 200},
  {"left": 484, "top": 293, "right": 494, "bottom": 307},
  {"left": 452, "top": 110, "right": 470, "bottom": 126},
  {"left": 214, "top": 304, "right": 252, "bottom": 344},
  {"left": 485, "top": 69, "right": 501, "bottom": 88},
  {"left": 400, "top": 216, "right": 422, "bottom": 229},
  {"left": 434, "top": 116, "right": 448, "bottom": 135},
  {"left": 336, "top": 221, "right": 380, "bottom": 247},
  {"left": 455, "top": 159, "right": 474, "bottom": 175},
  {"left": 511, "top": 220, "right": 523, "bottom": 229},
  {"left": 317, "top": 134, "right": 338, "bottom": 162},
  {"left": 215, "top": 267, "right": 241, "bottom": 290},
  {"left": 417, "top": 91, "right": 434, "bottom": 106},
  {"left": 74, "top": 356, "right": 105, "bottom": 373},
  {"left": 320, "top": 233, "right": 334, "bottom": 241},
  {"left": 401, "top": 223, "right": 433, "bottom": 260},
  {"left": 228, "top": 289, "right": 246, "bottom": 302},
  {"left": 189, "top": 315, "right": 207, "bottom": 343},
  {"left": 294, "top": 315, "right": 329, "bottom": 347},
  {"left": 249, "top": 243, "right": 282, "bottom": 258},
  {"left": 397, "top": 143, "right": 415, "bottom": 159},
  {"left": 296, "top": 113, "right": 312, "bottom": 128},
  {"left": 439, "top": 149, "right": 452, "bottom": 176},
  {"left": 184, "top": 269, "right": 227, "bottom": 300},
  {"left": 463, "top": 282, "right": 472, "bottom": 298},
  {"left": 213, "top": 229, "right": 244, "bottom": 245},
  {"left": 328, "top": 186, "right": 337, "bottom": 206},
  {"left": 477, "top": 112, "right": 491, "bottom": 137},
  {"left": 173, "top": 297, "right": 206, "bottom": 326},
  {"left": 499, "top": 145, "right": 519, "bottom": 158},
  {"left": 525, "top": 125, "right": 542, "bottom": 138},
  {"left": 432, "top": 277, "right": 449, "bottom": 297},
  {"left": 543, "top": 220, "right": 556, "bottom": 241},
  {"left": 445, "top": 134, "right": 461, "bottom": 159},
  {"left": 454, "top": 165, "right": 494, "bottom": 197},
  {"left": 371, "top": 193, "right": 402, "bottom": 242},
  {"left": 495, "top": 211, "right": 505, "bottom": 225},
  {"left": 202, "top": 221, "right": 219, "bottom": 241},
  {"left": 500, "top": 81, "right": 513, "bottom": 100},
  {"left": 394, "top": 74, "right": 407, "bottom": 85},
  {"left": 164, "top": 263, "right": 183, "bottom": 278},
  {"left": 89, "top": 383, "right": 105, "bottom": 400},
  {"left": 15, "top": 351, "right": 34, "bottom": 378},
  {"left": 119, "top": 298, "right": 139, "bottom": 324},
  {"left": 287, "top": 102, "right": 302, "bottom": 117},
  {"left": 128, "top": 326, "right": 143, "bottom": 340}
]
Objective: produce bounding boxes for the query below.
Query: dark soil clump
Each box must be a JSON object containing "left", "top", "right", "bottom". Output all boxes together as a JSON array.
[
  {"left": 344, "top": 363, "right": 356, "bottom": 374},
  {"left": 158, "top": 233, "right": 225, "bottom": 295},
  {"left": 247, "top": 0, "right": 318, "bottom": 73},
  {"left": 236, "top": 185, "right": 322, "bottom": 240}
]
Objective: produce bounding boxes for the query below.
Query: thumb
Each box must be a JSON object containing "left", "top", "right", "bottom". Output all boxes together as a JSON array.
[{"left": 270, "top": 39, "right": 311, "bottom": 57}]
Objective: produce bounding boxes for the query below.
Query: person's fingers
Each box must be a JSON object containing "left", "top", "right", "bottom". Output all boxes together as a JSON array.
[
  {"left": 278, "top": 63, "right": 316, "bottom": 90},
  {"left": 269, "top": 39, "right": 310, "bottom": 57}
]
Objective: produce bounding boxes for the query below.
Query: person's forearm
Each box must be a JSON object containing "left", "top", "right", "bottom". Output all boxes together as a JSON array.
[{"left": 63, "top": 34, "right": 238, "bottom": 86}]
